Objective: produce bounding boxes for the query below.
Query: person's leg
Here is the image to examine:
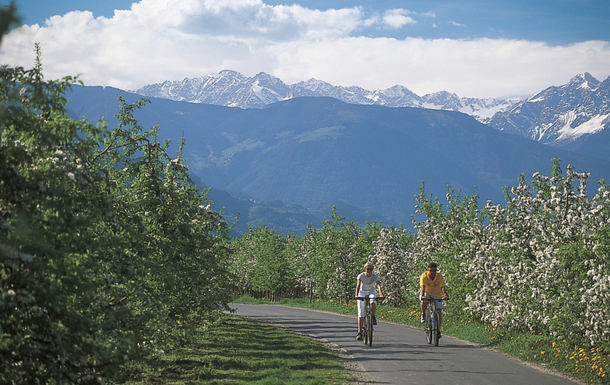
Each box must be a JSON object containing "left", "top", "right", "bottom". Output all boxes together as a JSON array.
[
  {"left": 367, "top": 293, "right": 378, "bottom": 324},
  {"left": 420, "top": 298, "right": 427, "bottom": 322},
  {"left": 356, "top": 317, "right": 364, "bottom": 339},
  {"left": 370, "top": 293, "right": 377, "bottom": 316},
  {"left": 371, "top": 301, "right": 377, "bottom": 324}
]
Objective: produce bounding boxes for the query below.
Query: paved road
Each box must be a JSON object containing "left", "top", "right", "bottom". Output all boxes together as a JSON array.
[{"left": 230, "top": 304, "right": 580, "bottom": 385}]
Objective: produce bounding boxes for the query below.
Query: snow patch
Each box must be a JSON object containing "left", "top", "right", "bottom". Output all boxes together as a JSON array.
[
  {"left": 579, "top": 81, "right": 592, "bottom": 90},
  {"left": 557, "top": 113, "right": 609, "bottom": 140},
  {"left": 251, "top": 80, "right": 262, "bottom": 93},
  {"left": 527, "top": 95, "right": 545, "bottom": 103}
]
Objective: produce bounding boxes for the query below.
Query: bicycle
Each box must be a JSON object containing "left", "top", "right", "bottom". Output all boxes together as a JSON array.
[
  {"left": 422, "top": 295, "right": 444, "bottom": 346},
  {"left": 355, "top": 295, "right": 384, "bottom": 346}
]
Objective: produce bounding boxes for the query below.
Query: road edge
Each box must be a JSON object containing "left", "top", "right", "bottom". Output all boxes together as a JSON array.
[
  {"left": 230, "top": 303, "right": 585, "bottom": 385},
  {"left": 236, "top": 313, "right": 376, "bottom": 384}
]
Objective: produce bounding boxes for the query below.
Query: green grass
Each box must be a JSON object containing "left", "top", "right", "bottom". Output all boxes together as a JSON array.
[
  {"left": 296, "top": 126, "right": 345, "bottom": 142},
  {"left": 234, "top": 296, "right": 610, "bottom": 385},
  {"left": 122, "top": 315, "right": 354, "bottom": 384}
]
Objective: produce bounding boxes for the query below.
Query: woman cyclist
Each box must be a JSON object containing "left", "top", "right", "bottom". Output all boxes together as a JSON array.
[{"left": 355, "top": 262, "right": 384, "bottom": 341}]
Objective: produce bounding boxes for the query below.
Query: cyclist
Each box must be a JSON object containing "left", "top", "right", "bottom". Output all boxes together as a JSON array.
[
  {"left": 420, "top": 262, "right": 449, "bottom": 337},
  {"left": 355, "top": 262, "right": 383, "bottom": 341}
]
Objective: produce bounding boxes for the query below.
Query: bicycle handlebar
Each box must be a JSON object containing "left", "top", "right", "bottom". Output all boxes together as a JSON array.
[{"left": 355, "top": 296, "right": 385, "bottom": 301}]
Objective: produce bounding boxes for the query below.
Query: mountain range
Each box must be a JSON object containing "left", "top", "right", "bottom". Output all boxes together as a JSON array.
[
  {"left": 487, "top": 73, "right": 610, "bottom": 162},
  {"left": 66, "top": 81, "right": 610, "bottom": 235},
  {"left": 134, "top": 70, "right": 519, "bottom": 121},
  {"left": 135, "top": 70, "right": 610, "bottom": 162}
]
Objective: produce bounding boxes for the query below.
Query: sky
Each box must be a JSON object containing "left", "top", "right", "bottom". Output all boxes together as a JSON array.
[{"left": 2, "top": 0, "right": 610, "bottom": 98}]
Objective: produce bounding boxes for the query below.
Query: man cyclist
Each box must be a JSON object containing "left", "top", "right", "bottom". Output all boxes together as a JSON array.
[
  {"left": 420, "top": 262, "right": 449, "bottom": 337},
  {"left": 355, "top": 262, "right": 383, "bottom": 341}
]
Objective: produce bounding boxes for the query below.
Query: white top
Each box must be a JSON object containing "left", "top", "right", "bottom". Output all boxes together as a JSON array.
[{"left": 357, "top": 272, "right": 380, "bottom": 292}]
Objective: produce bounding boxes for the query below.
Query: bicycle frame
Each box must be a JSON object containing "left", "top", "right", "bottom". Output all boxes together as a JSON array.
[{"left": 355, "top": 295, "right": 384, "bottom": 347}]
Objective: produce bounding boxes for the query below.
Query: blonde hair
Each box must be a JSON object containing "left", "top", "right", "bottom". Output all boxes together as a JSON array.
[{"left": 364, "top": 262, "right": 373, "bottom": 270}]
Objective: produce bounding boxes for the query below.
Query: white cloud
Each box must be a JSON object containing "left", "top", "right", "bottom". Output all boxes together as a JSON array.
[
  {"left": 382, "top": 9, "right": 416, "bottom": 29},
  {"left": 450, "top": 21, "right": 466, "bottom": 27},
  {"left": 1, "top": 0, "right": 609, "bottom": 98},
  {"left": 269, "top": 37, "right": 610, "bottom": 98}
]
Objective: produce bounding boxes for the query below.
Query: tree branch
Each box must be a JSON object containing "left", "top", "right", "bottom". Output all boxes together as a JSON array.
[{"left": 108, "top": 282, "right": 145, "bottom": 307}]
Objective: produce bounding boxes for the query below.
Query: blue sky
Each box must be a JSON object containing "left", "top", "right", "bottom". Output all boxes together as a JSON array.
[
  {"left": 18, "top": 0, "right": 610, "bottom": 45},
  {"left": 3, "top": 0, "right": 610, "bottom": 97}
]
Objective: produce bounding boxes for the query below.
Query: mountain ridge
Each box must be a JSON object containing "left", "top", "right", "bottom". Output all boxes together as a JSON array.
[
  {"left": 488, "top": 72, "right": 610, "bottom": 161},
  {"left": 134, "top": 71, "right": 610, "bottom": 162},
  {"left": 134, "top": 70, "right": 520, "bottom": 121}
]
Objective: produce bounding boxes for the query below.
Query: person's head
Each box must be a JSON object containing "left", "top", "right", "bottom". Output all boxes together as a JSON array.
[
  {"left": 427, "top": 263, "right": 438, "bottom": 278},
  {"left": 364, "top": 262, "right": 374, "bottom": 276}
]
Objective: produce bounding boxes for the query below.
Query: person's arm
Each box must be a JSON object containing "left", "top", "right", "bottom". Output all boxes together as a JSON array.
[
  {"left": 419, "top": 273, "right": 426, "bottom": 299},
  {"left": 441, "top": 286, "right": 449, "bottom": 300},
  {"left": 355, "top": 279, "right": 361, "bottom": 298},
  {"left": 376, "top": 281, "right": 383, "bottom": 297}
]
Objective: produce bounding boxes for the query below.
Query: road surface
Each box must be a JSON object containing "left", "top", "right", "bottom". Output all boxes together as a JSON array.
[{"left": 230, "top": 303, "right": 580, "bottom": 385}]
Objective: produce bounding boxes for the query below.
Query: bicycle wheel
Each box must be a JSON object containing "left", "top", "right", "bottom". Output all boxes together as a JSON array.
[
  {"left": 432, "top": 312, "right": 439, "bottom": 346},
  {"left": 363, "top": 313, "right": 369, "bottom": 345},
  {"left": 435, "top": 312, "right": 441, "bottom": 346},
  {"left": 367, "top": 314, "right": 373, "bottom": 346},
  {"left": 425, "top": 312, "right": 432, "bottom": 344}
]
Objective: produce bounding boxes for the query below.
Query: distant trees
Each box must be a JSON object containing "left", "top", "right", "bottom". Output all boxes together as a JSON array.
[
  {"left": 1, "top": 35, "right": 231, "bottom": 385},
  {"left": 227, "top": 207, "right": 413, "bottom": 305},
  {"left": 228, "top": 225, "right": 296, "bottom": 301}
]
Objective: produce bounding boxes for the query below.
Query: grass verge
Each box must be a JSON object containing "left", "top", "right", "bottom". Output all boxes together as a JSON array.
[
  {"left": 234, "top": 296, "right": 610, "bottom": 385},
  {"left": 122, "top": 314, "right": 354, "bottom": 385}
]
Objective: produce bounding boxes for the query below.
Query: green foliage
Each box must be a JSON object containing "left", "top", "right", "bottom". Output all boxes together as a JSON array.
[
  {"left": 0, "top": 44, "right": 230, "bottom": 383},
  {"left": 93, "top": 94, "right": 233, "bottom": 347},
  {"left": 370, "top": 226, "right": 417, "bottom": 306},
  {"left": 307, "top": 207, "right": 366, "bottom": 303},
  {"left": 227, "top": 225, "right": 297, "bottom": 301},
  {"left": 0, "top": 2, "right": 18, "bottom": 46},
  {"left": 227, "top": 207, "right": 384, "bottom": 304},
  {"left": 1, "top": 45, "right": 119, "bottom": 383}
]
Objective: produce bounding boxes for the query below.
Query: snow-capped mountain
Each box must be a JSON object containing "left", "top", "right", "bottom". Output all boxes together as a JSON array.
[
  {"left": 488, "top": 73, "right": 610, "bottom": 148},
  {"left": 421, "top": 91, "right": 520, "bottom": 120},
  {"left": 134, "top": 71, "right": 610, "bottom": 161},
  {"left": 134, "top": 70, "right": 519, "bottom": 122}
]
